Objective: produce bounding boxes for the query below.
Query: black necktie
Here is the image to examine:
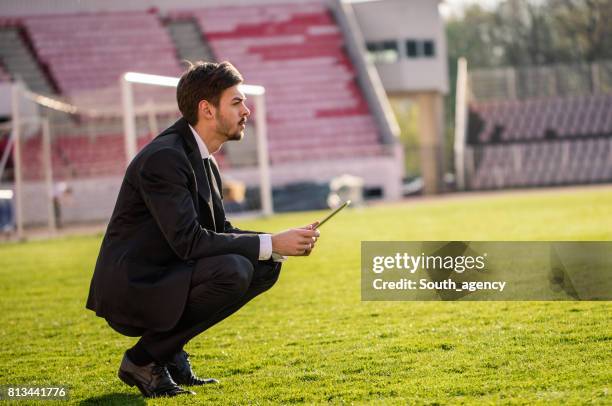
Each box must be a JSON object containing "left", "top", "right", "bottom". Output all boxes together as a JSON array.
[{"left": 203, "top": 157, "right": 224, "bottom": 232}]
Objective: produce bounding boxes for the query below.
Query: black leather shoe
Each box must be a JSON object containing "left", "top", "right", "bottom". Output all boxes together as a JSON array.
[
  {"left": 167, "top": 351, "right": 219, "bottom": 386},
  {"left": 118, "top": 352, "right": 195, "bottom": 398}
]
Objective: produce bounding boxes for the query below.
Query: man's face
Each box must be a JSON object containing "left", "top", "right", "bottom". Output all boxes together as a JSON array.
[{"left": 214, "top": 85, "right": 250, "bottom": 141}]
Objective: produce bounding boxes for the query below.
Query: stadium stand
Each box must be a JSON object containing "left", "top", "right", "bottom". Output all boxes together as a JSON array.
[
  {"left": 7, "top": 10, "right": 183, "bottom": 181},
  {"left": 21, "top": 11, "right": 181, "bottom": 95},
  {"left": 12, "top": 3, "right": 389, "bottom": 172},
  {"left": 9, "top": 3, "right": 395, "bottom": 172},
  {"left": 466, "top": 94, "right": 612, "bottom": 189},
  {"left": 169, "top": 2, "right": 385, "bottom": 165}
]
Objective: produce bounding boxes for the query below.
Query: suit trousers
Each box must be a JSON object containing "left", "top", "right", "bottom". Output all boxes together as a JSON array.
[{"left": 137, "top": 254, "right": 281, "bottom": 363}]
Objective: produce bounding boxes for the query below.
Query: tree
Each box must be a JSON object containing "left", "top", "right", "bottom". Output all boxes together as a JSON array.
[
  {"left": 549, "top": 0, "right": 612, "bottom": 62},
  {"left": 446, "top": 0, "right": 612, "bottom": 69}
]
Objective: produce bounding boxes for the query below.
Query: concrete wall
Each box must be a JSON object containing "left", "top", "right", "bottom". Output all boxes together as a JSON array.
[
  {"left": 229, "top": 148, "right": 405, "bottom": 201},
  {"left": 4, "top": 149, "right": 403, "bottom": 227},
  {"left": 352, "top": 0, "right": 448, "bottom": 94}
]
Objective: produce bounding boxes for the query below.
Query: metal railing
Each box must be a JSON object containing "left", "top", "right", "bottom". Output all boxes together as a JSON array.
[{"left": 469, "top": 60, "right": 612, "bottom": 101}]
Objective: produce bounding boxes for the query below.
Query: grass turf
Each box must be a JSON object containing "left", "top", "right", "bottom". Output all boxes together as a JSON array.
[{"left": 0, "top": 186, "right": 611, "bottom": 405}]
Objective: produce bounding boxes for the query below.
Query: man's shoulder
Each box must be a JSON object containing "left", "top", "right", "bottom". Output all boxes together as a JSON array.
[
  {"left": 127, "top": 125, "right": 191, "bottom": 174},
  {"left": 149, "top": 131, "right": 184, "bottom": 152},
  {"left": 137, "top": 135, "right": 185, "bottom": 161}
]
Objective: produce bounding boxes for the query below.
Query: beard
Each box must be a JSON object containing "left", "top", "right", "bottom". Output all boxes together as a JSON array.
[{"left": 216, "top": 113, "right": 245, "bottom": 141}]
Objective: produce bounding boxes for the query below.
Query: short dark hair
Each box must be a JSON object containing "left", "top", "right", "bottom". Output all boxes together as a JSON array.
[{"left": 176, "top": 61, "right": 243, "bottom": 126}]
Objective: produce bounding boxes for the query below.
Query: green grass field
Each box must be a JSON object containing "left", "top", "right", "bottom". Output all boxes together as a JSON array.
[{"left": 1, "top": 186, "right": 611, "bottom": 405}]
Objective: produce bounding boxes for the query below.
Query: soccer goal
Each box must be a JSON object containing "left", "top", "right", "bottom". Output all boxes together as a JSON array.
[{"left": 4, "top": 74, "right": 273, "bottom": 238}]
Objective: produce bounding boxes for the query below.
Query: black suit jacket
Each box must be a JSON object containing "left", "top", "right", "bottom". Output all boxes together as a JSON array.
[{"left": 86, "top": 118, "right": 260, "bottom": 331}]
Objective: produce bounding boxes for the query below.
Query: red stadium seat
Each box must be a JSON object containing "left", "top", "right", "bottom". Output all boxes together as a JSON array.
[{"left": 168, "top": 2, "right": 383, "bottom": 164}]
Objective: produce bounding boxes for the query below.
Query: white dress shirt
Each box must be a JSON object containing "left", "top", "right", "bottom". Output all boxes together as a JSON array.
[{"left": 189, "top": 125, "right": 276, "bottom": 261}]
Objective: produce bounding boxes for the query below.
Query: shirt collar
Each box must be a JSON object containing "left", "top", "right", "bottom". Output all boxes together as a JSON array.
[{"left": 189, "top": 124, "right": 210, "bottom": 159}]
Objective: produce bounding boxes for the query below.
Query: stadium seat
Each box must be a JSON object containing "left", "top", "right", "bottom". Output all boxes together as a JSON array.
[
  {"left": 467, "top": 94, "right": 612, "bottom": 189},
  {"left": 22, "top": 11, "right": 181, "bottom": 95}
]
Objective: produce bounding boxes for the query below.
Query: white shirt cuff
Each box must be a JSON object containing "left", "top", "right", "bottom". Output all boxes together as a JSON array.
[
  {"left": 258, "top": 234, "right": 273, "bottom": 260},
  {"left": 258, "top": 234, "right": 287, "bottom": 262}
]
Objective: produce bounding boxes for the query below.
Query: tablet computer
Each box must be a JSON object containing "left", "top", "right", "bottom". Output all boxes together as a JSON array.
[{"left": 318, "top": 200, "right": 351, "bottom": 228}]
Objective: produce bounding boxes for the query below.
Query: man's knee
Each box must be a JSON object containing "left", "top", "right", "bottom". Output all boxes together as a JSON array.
[
  {"left": 191, "top": 254, "right": 255, "bottom": 300},
  {"left": 217, "top": 254, "right": 254, "bottom": 296}
]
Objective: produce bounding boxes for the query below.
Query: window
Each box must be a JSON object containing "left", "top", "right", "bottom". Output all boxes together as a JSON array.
[
  {"left": 366, "top": 42, "right": 379, "bottom": 54},
  {"left": 365, "top": 40, "right": 399, "bottom": 64},
  {"left": 423, "top": 40, "right": 435, "bottom": 57},
  {"left": 406, "top": 40, "right": 418, "bottom": 57},
  {"left": 405, "top": 39, "right": 436, "bottom": 59}
]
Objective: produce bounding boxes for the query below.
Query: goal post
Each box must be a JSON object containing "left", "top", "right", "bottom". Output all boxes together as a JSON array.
[
  {"left": 120, "top": 72, "right": 273, "bottom": 216},
  {"left": 5, "top": 81, "right": 57, "bottom": 239},
  {"left": 454, "top": 57, "right": 468, "bottom": 191}
]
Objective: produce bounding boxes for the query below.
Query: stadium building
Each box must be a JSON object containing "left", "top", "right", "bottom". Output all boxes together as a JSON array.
[{"left": 0, "top": 0, "right": 449, "bottom": 230}]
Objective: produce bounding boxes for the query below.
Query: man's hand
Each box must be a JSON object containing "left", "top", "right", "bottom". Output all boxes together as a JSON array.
[
  {"left": 300, "top": 221, "right": 319, "bottom": 256},
  {"left": 271, "top": 222, "right": 320, "bottom": 256}
]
